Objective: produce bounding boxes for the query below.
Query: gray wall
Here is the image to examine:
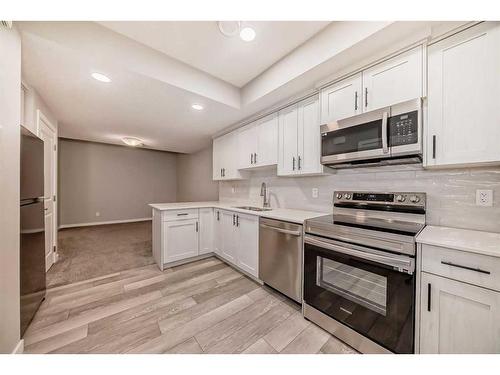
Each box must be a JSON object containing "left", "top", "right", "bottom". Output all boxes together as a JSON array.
[
  {"left": 0, "top": 26, "right": 21, "bottom": 353},
  {"left": 220, "top": 164, "right": 500, "bottom": 233},
  {"left": 58, "top": 139, "right": 177, "bottom": 226},
  {"left": 177, "top": 145, "right": 219, "bottom": 202}
]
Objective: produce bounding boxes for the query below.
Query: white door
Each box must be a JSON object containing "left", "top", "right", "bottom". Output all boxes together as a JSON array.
[
  {"left": 236, "top": 213, "right": 259, "bottom": 278},
  {"left": 221, "top": 211, "right": 237, "bottom": 264},
  {"left": 255, "top": 114, "right": 278, "bottom": 167},
  {"left": 297, "top": 96, "right": 323, "bottom": 175},
  {"left": 320, "top": 73, "right": 362, "bottom": 124},
  {"left": 362, "top": 45, "right": 423, "bottom": 111},
  {"left": 238, "top": 124, "right": 257, "bottom": 169},
  {"left": 426, "top": 22, "right": 500, "bottom": 167},
  {"left": 278, "top": 105, "right": 298, "bottom": 176},
  {"left": 37, "top": 111, "right": 57, "bottom": 271},
  {"left": 163, "top": 219, "right": 199, "bottom": 263},
  {"left": 199, "top": 208, "right": 213, "bottom": 255},
  {"left": 420, "top": 272, "right": 500, "bottom": 354},
  {"left": 213, "top": 209, "right": 223, "bottom": 256}
]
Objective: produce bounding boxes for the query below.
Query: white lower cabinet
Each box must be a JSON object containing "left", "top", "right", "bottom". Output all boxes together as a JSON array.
[
  {"left": 198, "top": 208, "right": 213, "bottom": 255},
  {"left": 163, "top": 218, "right": 199, "bottom": 264},
  {"left": 213, "top": 209, "right": 223, "bottom": 256},
  {"left": 221, "top": 210, "right": 237, "bottom": 264},
  {"left": 420, "top": 272, "right": 500, "bottom": 354},
  {"left": 235, "top": 213, "right": 259, "bottom": 278}
]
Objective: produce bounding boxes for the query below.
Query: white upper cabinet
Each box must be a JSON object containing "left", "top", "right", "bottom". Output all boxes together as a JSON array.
[
  {"left": 212, "top": 132, "right": 246, "bottom": 181},
  {"left": 425, "top": 22, "right": 500, "bottom": 168},
  {"left": 320, "top": 73, "right": 362, "bottom": 124},
  {"left": 278, "top": 96, "right": 324, "bottom": 176},
  {"left": 238, "top": 114, "right": 278, "bottom": 169},
  {"left": 362, "top": 45, "right": 423, "bottom": 111}
]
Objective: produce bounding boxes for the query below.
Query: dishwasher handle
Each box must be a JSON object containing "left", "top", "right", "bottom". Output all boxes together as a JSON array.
[{"left": 259, "top": 223, "right": 302, "bottom": 237}]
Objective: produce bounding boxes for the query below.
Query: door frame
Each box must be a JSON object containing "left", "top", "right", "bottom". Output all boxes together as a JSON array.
[{"left": 37, "top": 109, "right": 58, "bottom": 268}]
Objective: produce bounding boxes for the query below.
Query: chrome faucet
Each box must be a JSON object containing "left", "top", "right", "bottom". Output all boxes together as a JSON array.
[{"left": 260, "top": 182, "right": 270, "bottom": 208}]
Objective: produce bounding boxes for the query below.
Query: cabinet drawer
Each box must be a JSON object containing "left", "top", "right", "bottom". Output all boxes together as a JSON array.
[
  {"left": 421, "top": 244, "right": 500, "bottom": 292},
  {"left": 162, "top": 209, "right": 199, "bottom": 222}
]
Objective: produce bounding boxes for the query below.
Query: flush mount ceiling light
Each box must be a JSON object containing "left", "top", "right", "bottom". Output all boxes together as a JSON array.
[
  {"left": 217, "top": 21, "right": 256, "bottom": 42},
  {"left": 191, "top": 103, "right": 204, "bottom": 111},
  {"left": 122, "top": 137, "right": 143, "bottom": 147},
  {"left": 239, "top": 27, "right": 256, "bottom": 42},
  {"left": 91, "top": 72, "right": 111, "bottom": 83}
]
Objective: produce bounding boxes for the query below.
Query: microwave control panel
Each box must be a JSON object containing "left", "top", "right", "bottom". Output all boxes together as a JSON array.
[{"left": 389, "top": 110, "right": 418, "bottom": 146}]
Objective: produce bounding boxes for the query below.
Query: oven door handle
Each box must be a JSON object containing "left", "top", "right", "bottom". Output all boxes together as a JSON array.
[{"left": 305, "top": 236, "right": 414, "bottom": 274}]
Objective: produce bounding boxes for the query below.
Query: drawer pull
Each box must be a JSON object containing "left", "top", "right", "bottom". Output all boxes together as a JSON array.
[
  {"left": 440, "top": 261, "right": 491, "bottom": 275},
  {"left": 427, "top": 283, "right": 431, "bottom": 312},
  {"left": 176, "top": 213, "right": 189, "bottom": 216}
]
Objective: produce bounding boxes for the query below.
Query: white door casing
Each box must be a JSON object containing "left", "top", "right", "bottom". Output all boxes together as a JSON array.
[{"left": 37, "top": 110, "right": 57, "bottom": 271}]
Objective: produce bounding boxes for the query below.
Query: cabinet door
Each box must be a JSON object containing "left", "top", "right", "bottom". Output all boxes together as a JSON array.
[
  {"left": 320, "top": 73, "right": 362, "bottom": 124},
  {"left": 212, "top": 137, "right": 223, "bottom": 180},
  {"left": 297, "top": 95, "right": 323, "bottom": 175},
  {"left": 278, "top": 104, "right": 299, "bottom": 176},
  {"left": 223, "top": 133, "right": 244, "bottom": 180},
  {"left": 213, "top": 209, "right": 223, "bottom": 256},
  {"left": 255, "top": 113, "right": 278, "bottom": 167},
  {"left": 235, "top": 213, "right": 259, "bottom": 278},
  {"left": 199, "top": 208, "right": 213, "bottom": 255},
  {"left": 362, "top": 45, "right": 423, "bottom": 111},
  {"left": 238, "top": 124, "right": 258, "bottom": 169},
  {"left": 420, "top": 272, "right": 500, "bottom": 354},
  {"left": 221, "top": 211, "right": 237, "bottom": 264},
  {"left": 163, "top": 219, "right": 199, "bottom": 263},
  {"left": 426, "top": 22, "right": 500, "bottom": 167}
]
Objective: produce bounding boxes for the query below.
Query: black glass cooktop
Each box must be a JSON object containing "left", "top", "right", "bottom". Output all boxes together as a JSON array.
[{"left": 307, "top": 214, "right": 425, "bottom": 237}]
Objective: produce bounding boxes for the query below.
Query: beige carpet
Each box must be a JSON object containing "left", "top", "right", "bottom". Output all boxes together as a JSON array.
[{"left": 47, "top": 221, "right": 154, "bottom": 288}]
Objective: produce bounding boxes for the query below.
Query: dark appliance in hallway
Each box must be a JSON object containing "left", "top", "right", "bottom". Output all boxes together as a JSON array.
[{"left": 20, "top": 125, "right": 46, "bottom": 337}]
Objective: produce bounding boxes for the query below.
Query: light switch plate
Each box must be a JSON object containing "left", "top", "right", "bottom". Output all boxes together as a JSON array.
[
  {"left": 312, "top": 188, "right": 319, "bottom": 199},
  {"left": 476, "top": 189, "right": 493, "bottom": 207}
]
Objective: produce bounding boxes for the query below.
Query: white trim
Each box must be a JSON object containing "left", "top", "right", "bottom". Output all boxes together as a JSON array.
[
  {"left": 12, "top": 339, "right": 24, "bottom": 354},
  {"left": 58, "top": 217, "right": 152, "bottom": 229}
]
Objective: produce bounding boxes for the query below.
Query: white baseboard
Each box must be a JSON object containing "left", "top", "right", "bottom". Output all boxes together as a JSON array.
[
  {"left": 58, "top": 217, "right": 152, "bottom": 229},
  {"left": 12, "top": 339, "right": 24, "bottom": 354}
]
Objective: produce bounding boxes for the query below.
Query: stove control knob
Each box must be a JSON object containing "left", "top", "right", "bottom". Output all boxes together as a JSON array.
[
  {"left": 336, "top": 193, "right": 343, "bottom": 199},
  {"left": 345, "top": 194, "right": 352, "bottom": 200},
  {"left": 410, "top": 195, "right": 420, "bottom": 203},
  {"left": 396, "top": 194, "right": 406, "bottom": 202}
]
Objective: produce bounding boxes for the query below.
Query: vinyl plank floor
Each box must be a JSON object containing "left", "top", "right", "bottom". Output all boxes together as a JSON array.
[{"left": 23, "top": 257, "right": 356, "bottom": 354}]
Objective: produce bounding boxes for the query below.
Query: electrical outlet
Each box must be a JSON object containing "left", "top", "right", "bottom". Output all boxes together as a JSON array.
[
  {"left": 95, "top": 211, "right": 101, "bottom": 217},
  {"left": 476, "top": 190, "right": 493, "bottom": 207},
  {"left": 312, "top": 188, "right": 319, "bottom": 199}
]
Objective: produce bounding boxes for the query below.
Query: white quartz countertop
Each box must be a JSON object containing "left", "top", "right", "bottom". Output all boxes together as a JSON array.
[
  {"left": 416, "top": 225, "right": 500, "bottom": 258},
  {"left": 149, "top": 201, "right": 325, "bottom": 224}
]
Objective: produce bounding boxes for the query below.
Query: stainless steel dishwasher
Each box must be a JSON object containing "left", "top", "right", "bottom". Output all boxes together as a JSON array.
[{"left": 259, "top": 217, "right": 303, "bottom": 303}]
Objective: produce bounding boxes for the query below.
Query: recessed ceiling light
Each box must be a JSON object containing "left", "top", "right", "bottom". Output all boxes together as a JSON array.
[
  {"left": 122, "top": 137, "right": 143, "bottom": 147},
  {"left": 191, "top": 104, "right": 204, "bottom": 111},
  {"left": 217, "top": 21, "right": 241, "bottom": 37},
  {"left": 91, "top": 72, "right": 111, "bottom": 83},
  {"left": 239, "top": 27, "right": 256, "bottom": 42}
]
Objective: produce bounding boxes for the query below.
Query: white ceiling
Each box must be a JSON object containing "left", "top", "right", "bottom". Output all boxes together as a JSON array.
[
  {"left": 97, "top": 21, "right": 330, "bottom": 87},
  {"left": 18, "top": 21, "right": 452, "bottom": 154}
]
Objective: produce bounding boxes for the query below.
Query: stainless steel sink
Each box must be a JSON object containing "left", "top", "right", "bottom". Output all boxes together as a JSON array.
[{"left": 233, "top": 206, "right": 272, "bottom": 212}]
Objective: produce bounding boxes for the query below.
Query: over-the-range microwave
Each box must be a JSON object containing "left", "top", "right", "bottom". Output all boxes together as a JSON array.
[{"left": 320, "top": 98, "right": 423, "bottom": 168}]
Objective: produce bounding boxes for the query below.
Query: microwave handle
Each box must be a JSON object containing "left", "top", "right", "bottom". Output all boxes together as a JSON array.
[{"left": 382, "top": 111, "right": 389, "bottom": 154}]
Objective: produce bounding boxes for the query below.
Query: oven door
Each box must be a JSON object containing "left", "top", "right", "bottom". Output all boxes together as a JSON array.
[
  {"left": 304, "top": 235, "right": 415, "bottom": 354},
  {"left": 320, "top": 106, "right": 390, "bottom": 165}
]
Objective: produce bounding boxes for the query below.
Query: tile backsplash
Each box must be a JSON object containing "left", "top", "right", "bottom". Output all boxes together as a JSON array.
[{"left": 219, "top": 165, "right": 500, "bottom": 233}]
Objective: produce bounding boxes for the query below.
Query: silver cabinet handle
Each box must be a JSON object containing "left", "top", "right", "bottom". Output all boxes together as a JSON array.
[
  {"left": 236, "top": 215, "right": 239, "bottom": 227},
  {"left": 354, "top": 91, "right": 358, "bottom": 111},
  {"left": 251, "top": 154, "right": 254, "bottom": 164},
  {"left": 292, "top": 156, "right": 296, "bottom": 171},
  {"left": 254, "top": 153, "right": 257, "bottom": 164},
  {"left": 177, "top": 213, "right": 188, "bottom": 216},
  {"left": 232, "top": 214, "right": 236, "bottom": 226},
  {"left": 195, "top": 221, "right": 199, "bottom": 232},
  {"left": 260, "top": 223, "right": 301, "bottom": 236},
  {"left": 298, "top": 156, "right": 302, "bottom": 170},
  {"left": 427, "top": 283, "right": 431, "bottom": 312},
  {"left": 365, "top": 87, "right": 368, "bottom": 108},
  {"left": 382, "top": 111, "right": 389, "bottom": 154},
  {"left": 216, "top": 211, "right": 220, "bottom": 221},
  {"left": 441, "top": 261, "right": 490, "bottom": 275},
  {"left": 432, "top": 135, "right": 436, "bottom": 159}
]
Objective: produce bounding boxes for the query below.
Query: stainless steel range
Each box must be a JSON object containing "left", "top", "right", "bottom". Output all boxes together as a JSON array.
[{"left": 303, "top": 191, "right": 426, "bottom": 354}]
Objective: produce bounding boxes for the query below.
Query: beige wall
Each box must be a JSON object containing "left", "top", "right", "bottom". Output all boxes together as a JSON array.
[
  {"left": 176, "top": 145, "right": 219, "bottom": 202},
  {"left": 0, "top": 26, "right": 21, "bottom": 353},
  {"left": 58, "top": 139, "right": 177, "bottom": 226}
]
